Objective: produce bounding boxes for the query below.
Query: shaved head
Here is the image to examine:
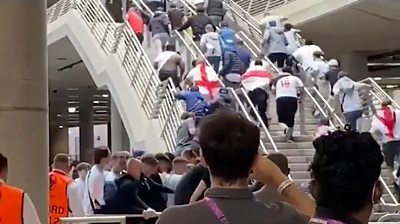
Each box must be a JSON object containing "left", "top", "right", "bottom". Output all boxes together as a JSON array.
[{"left": 127, "top": 158, "right": 142, "bottom": 179}]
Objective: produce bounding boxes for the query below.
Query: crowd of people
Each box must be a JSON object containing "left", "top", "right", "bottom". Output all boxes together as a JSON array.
[
  {"left": 115, "top": 0, "right": 400, "bottom": 219},
  {"left": 2, "top": 1, "right": 400, "bottom": 224},
  {"left": 103, "top": 0, "right": 400, "bottom": 208},
  {"left": 0, "top": 113, "right": 389, "bottom": 224}
]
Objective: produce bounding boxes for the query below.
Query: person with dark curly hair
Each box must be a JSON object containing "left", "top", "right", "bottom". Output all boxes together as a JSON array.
[{"left": 309, "top": 129, "right": 384, "bottom": 224}]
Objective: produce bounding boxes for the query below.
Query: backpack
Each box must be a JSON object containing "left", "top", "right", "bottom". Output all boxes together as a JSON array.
[
  {"left": 204, "top": 35, "right": 221, "bottom": 56},
  {"left": 220, "top": 28, "right": 236, "bottom": 51}
]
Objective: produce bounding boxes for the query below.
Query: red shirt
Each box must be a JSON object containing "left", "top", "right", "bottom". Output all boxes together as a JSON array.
[{"left": 127, "top": 11, "right": 144, "bottom": 34}]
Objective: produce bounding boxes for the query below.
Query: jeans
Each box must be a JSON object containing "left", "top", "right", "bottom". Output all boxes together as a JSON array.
[
  {"left": 207, "top": 56, "right": 221, "bottom": 72},
  {"left": 344, "top": 110, "right": 363, "bottom": 131},
  {"left": 152, "top": 32, "right": 170, "bottom": 54}
]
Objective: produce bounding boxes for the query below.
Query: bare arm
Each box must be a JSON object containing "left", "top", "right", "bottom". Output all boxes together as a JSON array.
[
  {"left": 253, "top": 156, "right": 315, "bottom": 217},
  {"left": 189, "top": 180, "right": 207, "bottom": 204}
]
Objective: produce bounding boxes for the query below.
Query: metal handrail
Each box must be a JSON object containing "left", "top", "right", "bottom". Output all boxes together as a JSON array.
[
  {"left": 60, "top": 214, "right": 161, "bottom": 224},
  {"left": 311, "top": 87, "right": 345, "bottom": 127},
  {"left": 232, "top": 0, "right": 296, "bottom": 18},
  {"left": 239, "top": 88, "right": 278, "bottom": 152},
  {"left": 61, "top": 215, "right": 127, "bottom": 224},
  {"left": 47, "top": 0, "right": 183, "bottom": 152},
  {"left": 230, "top": 88, "right": 268, "bottom": 153},
  {"left": 177, "top": 0, "right": 276, "bottom": 153},
  {"left": 360, "top": 78, "right": 400, "bottom": 110}
]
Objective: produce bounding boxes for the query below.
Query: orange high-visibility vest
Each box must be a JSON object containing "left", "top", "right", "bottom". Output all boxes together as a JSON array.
[
  {"left": 0, "top": 183, "right": 24, "bottom": 224},
  {"left": 49, "top": 170, "right": 72, "bottom": 224}
]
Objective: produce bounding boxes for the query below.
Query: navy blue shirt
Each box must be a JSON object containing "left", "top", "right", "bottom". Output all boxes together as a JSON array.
[
  {"left": 237, "top": 46, "right": 252, "bottom": 71},
  {"left": 176, "top": 90, "right": 207, "bottom": 115}
]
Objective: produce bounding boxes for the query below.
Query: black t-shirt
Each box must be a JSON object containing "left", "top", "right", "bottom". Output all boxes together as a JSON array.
[{"left": 174, "top": 164, "right": 210, "bottom": 205}]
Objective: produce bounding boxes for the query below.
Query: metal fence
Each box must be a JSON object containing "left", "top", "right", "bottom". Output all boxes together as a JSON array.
[{"left": 232, "top": 0, "right": 297, "bottom": 17}]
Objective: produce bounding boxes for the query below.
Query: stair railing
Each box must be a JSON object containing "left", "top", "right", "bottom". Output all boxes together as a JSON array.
[
  {"left": 47, "top": 0, "right": 183, "bottom": 152},
  {"left": 360, "top": 78, "right": 400, "bottom": 109},
  {"left": 227, "top": 0, "right": 296, "bottom": 19}
]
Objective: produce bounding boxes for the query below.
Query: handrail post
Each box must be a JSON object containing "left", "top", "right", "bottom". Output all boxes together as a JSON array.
[
  {"left": 100, "top": 23, "right": 112, "bottom": 51},
  {"left": 111, "top": 23, "right": 125, "bottom": 54},
  {"left": 299, "top": 88, "right": 306, "bottom": 135}
]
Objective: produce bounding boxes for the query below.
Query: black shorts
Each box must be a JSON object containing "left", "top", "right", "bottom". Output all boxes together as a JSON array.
[{"left": 276, "top": 97, "right": 298, "bottom": 128}]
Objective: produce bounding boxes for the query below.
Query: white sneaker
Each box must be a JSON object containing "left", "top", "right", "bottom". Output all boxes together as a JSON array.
[{"left": 279, "top": 123, "right": 288, "bottom": 130}]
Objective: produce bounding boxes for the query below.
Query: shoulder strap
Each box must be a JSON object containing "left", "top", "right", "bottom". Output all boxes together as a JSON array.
[
  {"left": 204, "top": 197, "right": 230, "bottom": 224},
  {"left": 340, "top": 93, "right": 346, "bottom": 112},
  {"left": 86, "top": 170, "right": 100, "bottom": 211}
]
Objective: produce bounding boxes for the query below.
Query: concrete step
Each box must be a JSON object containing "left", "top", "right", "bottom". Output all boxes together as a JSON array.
[
  {"left": 270, "top": 118, "right": 318, "bottom": 125},
  {"left": 286, "top": 155, "right": 313, "bottom": 164},
  {"left": 269, "top": 113, "right": 318, "bottom": 121},
  {"left": 269, "top": 135, "right": 314, "bottom": 143},
  {"left": 268, "top": 124, "right": 316, "bottom": 131},
  {"left": 265, "top": 142, "right": 314, "bottom": 149},
  {"left": 278, "top": 149, "right": 315, "bottom": 157},
  {"left": 269, "top": 130, "right": 312, "bottom": 136},
  {"left": 290, "top": 163, "right": 311, "bottom": 172},
  {"left": 292, "top": 178, "right": 310, "bottom": 186},
  {"left": 290, "top": 171, "right": 310, "bottom": 179},
  {"left": 382, "top": 194, "right": 397, "bottom": 204}
]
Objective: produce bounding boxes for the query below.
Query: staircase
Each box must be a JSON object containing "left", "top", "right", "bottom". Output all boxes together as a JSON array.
[{"left": 47, "top": 0, "right": 183, "bottom": 152}]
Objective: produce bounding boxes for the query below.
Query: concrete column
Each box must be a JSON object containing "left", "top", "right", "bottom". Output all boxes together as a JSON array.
[
  {"left": 0, "top": 0, "right": 48, "bottom": 222},
  {"left": 79, "top": 94, "right": 94, "bottom": 162},
  {"left": 49, "top": 127, "right": 69, "bottom": 161},
  {"left": 111, "top": 98, "right": 130, "bottom": 152},
  {"left": 340, "top": 52, "right": 368, "bottom": 81}
]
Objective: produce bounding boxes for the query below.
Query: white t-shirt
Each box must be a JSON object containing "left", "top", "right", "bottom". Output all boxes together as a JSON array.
[
  {"left": 371, "top": 109, "right": 400, "bottom": 143},
  {"left": 104, "top": 170, "right": 120, "bottom": 182},
  {"left": 185, "top": 64, "right": 220, "bottom": 96},
  {"left": 292, "top": 45, "right": 323, "bottom": 71},
  {"left": 159, "top": 173, "right": 183, "bottom": 207},
  {"left": 313, "top": 59, "right": 330, "bottom": 79},
  {"left": 74, "top": 177, "right": 86, "bottom": 200},
  {"left": 284, "top": 29, "right": 300, "bottom": 54},
  {"left": 332, "top": 77, "right": 362, "bottom": 113},
  {"left": 275, "top": 75, "right": 304, "bottom": 99},
  {"left": 154, "top": 51, "right": 177, "bottom": 72},
  {"left": 83, "top": 165, "right": 106, "bottom": 215}
]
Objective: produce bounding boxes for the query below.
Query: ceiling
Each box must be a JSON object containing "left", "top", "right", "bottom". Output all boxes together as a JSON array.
[
  {"left": 297, "top": 0, "right": 400, "bottom": 57},
  {"left": 48, "top": 37, "right": 110, "bottom": 128}
]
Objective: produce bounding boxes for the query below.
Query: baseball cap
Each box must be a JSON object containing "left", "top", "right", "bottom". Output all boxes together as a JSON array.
[
  {"left": 220, "top": 21, "right": 229, "bottom": 27},
  {"left": 328, "top": 59, "right": 339, "bottom": 67}
]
